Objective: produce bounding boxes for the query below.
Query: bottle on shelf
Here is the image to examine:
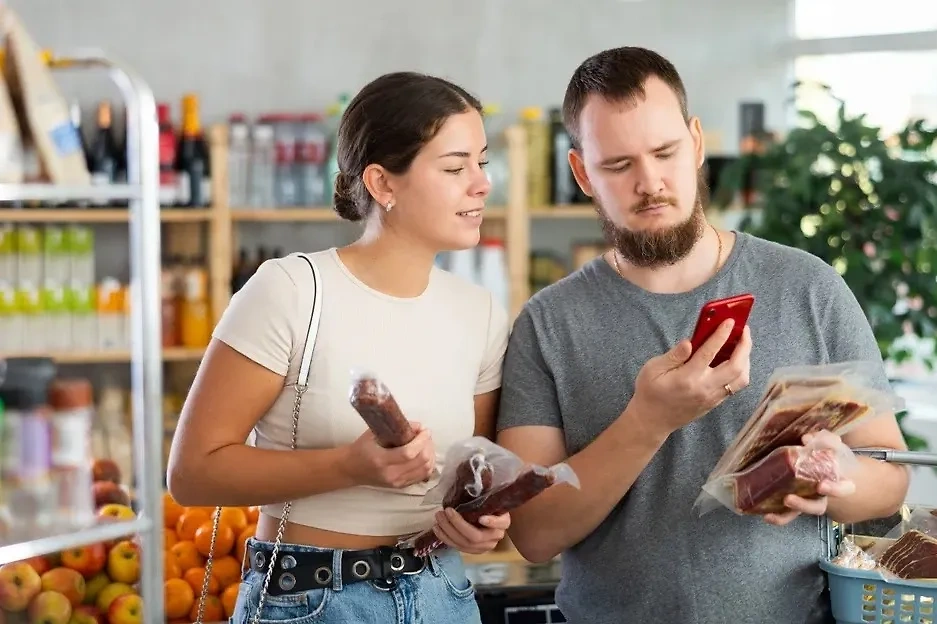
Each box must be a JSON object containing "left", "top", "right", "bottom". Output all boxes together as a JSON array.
[
  {"left": 273, "top": 114, "right": 299, "bottom": 207},
  {"left": 175, "top": 93, "right": 211, "bottom": 207},
  {"left": 296, "top": 113, "right": 328, "bottom": 207},
  {"left": 157, "top": 102, "right": 178, "bottom": 207},
  {"left": 249, "top": 117, "right": 276, "bottom": 208},
  {"left": 179, "top": 257, "right": 211, "bottom": 348},
  {"left": 478, "top": 238, "right": 510, "bottom": 311},
  {"left": 228, "top": 113, "right": 250, "bottom": 208},
  {"left": 87, "top": 100, "right": 120, "bottom": 205},
  {"left": 520, "top": 106, "right": 550, "bottom": 208},
  {"left": 48, "top": 377, "right": 95, "bottom": 532}
]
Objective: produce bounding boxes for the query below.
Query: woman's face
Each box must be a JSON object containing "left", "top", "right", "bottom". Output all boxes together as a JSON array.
[{"left": 384, "top": 110, "right": 491, "bottom": 252}]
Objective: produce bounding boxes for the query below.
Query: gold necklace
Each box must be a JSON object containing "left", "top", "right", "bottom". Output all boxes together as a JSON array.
[{"left": 611, "top": 224, "right": 724, "bottom": 279}]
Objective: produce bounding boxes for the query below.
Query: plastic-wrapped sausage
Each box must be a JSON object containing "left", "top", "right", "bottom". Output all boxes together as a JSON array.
[
  {"left": 348, "top": 371, "right": 416, "bottom": 448},
  {"left": 398, "top": 437, "right": 580, "bottom": 556}
]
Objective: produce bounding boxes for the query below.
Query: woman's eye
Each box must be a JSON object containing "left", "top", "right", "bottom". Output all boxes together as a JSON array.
[
  {"left": 445, "top": 168, "right": 465, "bottom": 174},
  {"left": 479, "top": 160, "right": 490, "bottom": 168}
]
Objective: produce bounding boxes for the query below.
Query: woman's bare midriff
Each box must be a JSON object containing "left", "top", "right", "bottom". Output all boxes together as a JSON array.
[{"left": 255, "top": 512, "right": 405, "bottom": 550}]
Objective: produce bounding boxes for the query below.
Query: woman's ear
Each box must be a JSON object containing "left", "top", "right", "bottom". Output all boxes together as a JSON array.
[{"left": 362, "top": 164, "right": 394, "bottom": 209}]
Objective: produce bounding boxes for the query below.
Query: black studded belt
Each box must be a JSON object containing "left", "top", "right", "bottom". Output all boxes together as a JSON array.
[{"left": 247, "top": 544, "right": 428, "bottom": 595}]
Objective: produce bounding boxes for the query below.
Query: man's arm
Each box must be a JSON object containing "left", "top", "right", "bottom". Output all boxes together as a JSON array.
[
  {"left": 821, "top": 269, "right": 909, "bottom": 523},
  {"left": 495, "top": 305, "right": 680, "bottom": 563},
  {"left": 497, "top": 411, "right": 668, "bottom": 563}
]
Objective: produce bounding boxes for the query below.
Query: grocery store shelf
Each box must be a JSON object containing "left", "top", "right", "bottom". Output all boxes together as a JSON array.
[
  {"left": 231, "top": 206, "right": 508, "bottom": 222},
  {"left": 232, "top": 207, "right": 339, "bottom": 221},
  {"left": 529, "top": 205, "right": 596, "bottom": 219},
  {"left": 0, "top": 184, "right": 140, "bottom": 203},
  {"left": 0, "top": 517, "right": 152, "bottom": 565},
  {"left": 0, "top": 207, "right": 212, "bottom": 223},
  {"left": 4, "top": 347, "right": 205, "bottom": 364}
]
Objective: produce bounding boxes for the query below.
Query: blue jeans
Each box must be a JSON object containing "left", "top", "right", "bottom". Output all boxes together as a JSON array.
[{"left": 231, "top": 538, "right": 482, "bottom": 624}]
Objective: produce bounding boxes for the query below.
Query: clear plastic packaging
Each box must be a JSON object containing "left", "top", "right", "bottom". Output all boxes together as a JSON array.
[
  {"left": 863, "top": 507, "right": 937, "bottom": 581},
  {"left": 347, "top": 370, "right": 416, "bottom": 448},
  {"left": 831, "top": 537, "right": 878, "bottom": 571},
  {"left": 398, "top": 437, "right": 581, "bottom": 556},
  {"left": 696, "top": 361, "right": 905, "bottom": 515},
  {"left": 697, "top": 432, "right": 859, "bottom": 516}
]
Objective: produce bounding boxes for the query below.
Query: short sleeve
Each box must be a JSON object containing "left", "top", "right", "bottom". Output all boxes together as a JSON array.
[
  {"left": 820, "top": 269, "right": 892, "bottom": 393},
  {"left": 496, "top": 304, "right": 563, "bottom": 431},
  {"left": 212, "top": 259, "right": 298, "bottom": 376},
  {"left": 475, "top": 294, "right": 510, "bottom": 394}
]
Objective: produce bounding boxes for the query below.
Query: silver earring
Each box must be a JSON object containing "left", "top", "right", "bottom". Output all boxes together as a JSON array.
[{"left": 385, "top": 200, "right": 394, "bottom": 212}]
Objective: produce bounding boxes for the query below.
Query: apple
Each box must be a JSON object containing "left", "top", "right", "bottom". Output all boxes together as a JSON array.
[
  {"left": 81, "top": 573, "right": 109, "bottom": 606},
  {"left": 40, "top": 568, "right": 85, "bottom": 608},
  {"left": 92, "top": 482, "right": 130, "bottom": 509},
  {"left": 60, "top": 544, "right": 106, "bottom": 579},
  {"left": 0, "top": 561, "right": 42, "bottom": 611},
  {"left": 95, "top": 504, "right": 135, "bottom": 523},
  {"left": 106, "top": 541, "right": 140, "bottom": 585},
  {"left": 21, "top": 557, "right": 52, "bottom": 576},
  {"left": 27, "top": 590, "right": 72, "bottom": 624},
  {"left": 93, "top": 583, "right": 133, "bottom": 613},
  {"left": 68, "top": 605, "right": 105, "bottom": 624},
  {"left": 90, "top": 459, "right": 121, "bottom": 484},
  {"left": 106, "top": 593, "right": 142, "bottom": 624}
]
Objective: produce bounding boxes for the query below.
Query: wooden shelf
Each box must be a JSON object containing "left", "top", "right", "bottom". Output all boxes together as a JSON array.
[
  {"left": 529, "top": 205, "right": 595, "bottom": 219},
  {"left": 231, "top": 207, "right": 508, "bottom": 222},
  {"left": 4, "top": 347, "right": 205, "bottom": 364},
  {"left": 0, "top": 208, "right": 213, "bottom": 223}
]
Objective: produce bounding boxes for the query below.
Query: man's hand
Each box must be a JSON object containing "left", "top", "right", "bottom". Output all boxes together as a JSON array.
[
  {"left": 631, "top": 320, "right": 752, "bottom": 437},
  {"left": 763, "top": 431, "right": 858, "bottom": 526}
]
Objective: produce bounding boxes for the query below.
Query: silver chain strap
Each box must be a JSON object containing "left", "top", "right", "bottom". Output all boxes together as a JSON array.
[{"left": 193, "top": 383, "right": 306, "bottom": 624}]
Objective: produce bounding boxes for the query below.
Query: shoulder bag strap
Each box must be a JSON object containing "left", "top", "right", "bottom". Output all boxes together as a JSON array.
[{"left": 195, "top": 254, "right": 322, "bottom": 624}]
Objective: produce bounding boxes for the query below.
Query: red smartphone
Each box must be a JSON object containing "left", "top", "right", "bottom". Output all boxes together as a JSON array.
[{"left": 690, "top": 293, "right": 755, "bottom": 367}]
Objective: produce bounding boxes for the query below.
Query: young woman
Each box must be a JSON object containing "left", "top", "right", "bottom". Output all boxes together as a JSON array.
[{"left": 167, "top": 72, "right": 511, "bottom": 624}]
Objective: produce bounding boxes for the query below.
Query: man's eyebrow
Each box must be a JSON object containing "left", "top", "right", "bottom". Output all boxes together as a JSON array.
[{"left": 598, "top": 140, "right": 680, "bottom": 166}]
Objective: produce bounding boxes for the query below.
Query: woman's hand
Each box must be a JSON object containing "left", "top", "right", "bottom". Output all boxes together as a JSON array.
[
  {"left": 431, "top": 508, "right": 511, "bottom": 555},
  {"left": 339, "top": 422, "right": 436, "bottom": 489}
]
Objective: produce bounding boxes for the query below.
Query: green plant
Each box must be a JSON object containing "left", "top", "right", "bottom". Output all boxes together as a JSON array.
[{"left": 718, "top": 82, "right": 937, "bottom": 452}]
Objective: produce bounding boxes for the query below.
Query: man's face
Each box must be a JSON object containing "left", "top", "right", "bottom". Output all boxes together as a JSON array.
[{"left": 568, "top": 76, "right": 708, "bottom": 268}]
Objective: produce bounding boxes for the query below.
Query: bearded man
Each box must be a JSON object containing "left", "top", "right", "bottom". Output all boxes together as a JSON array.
[{"left": 494, "top": 46, "right": 909, "bottom": 624}]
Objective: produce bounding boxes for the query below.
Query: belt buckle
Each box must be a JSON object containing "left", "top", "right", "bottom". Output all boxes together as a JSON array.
[
  {"left": 372, "top": 577, "right": 397, "bottom": 592},
  {"left": 402, "top": 555, "right": 426, "bottom": 576}
]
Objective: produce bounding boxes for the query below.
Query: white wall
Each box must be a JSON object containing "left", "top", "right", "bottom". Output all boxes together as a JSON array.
[{"left": 7, "top": 0, "right": 794, "bottom": 151}]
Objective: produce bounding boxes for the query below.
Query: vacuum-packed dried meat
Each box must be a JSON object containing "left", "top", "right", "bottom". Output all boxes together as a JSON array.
[
  {"left": 878, "top": 530, "right": 937, "bottom": 580},
  {"left": 700, "top": 433, "right": 858, "bottom": 516},
  {"left": 348, "top": 371, "right": 416, "bottom": 448},
  {"left": 398, "top": 437, "right": 581, "bottom": 556}
]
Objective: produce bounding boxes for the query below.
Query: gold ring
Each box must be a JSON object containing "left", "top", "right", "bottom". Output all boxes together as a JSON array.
[{"left": 724, "top": 383, "right": 734, "bottom": 396}]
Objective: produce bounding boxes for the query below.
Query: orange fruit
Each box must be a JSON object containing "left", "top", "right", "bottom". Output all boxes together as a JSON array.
[
  {"left": 164, "top": 551, "right": 182, "bottom": 580},
  {"left": 219, "top": 507, "right": 248, "bottom": 535},
  {"left": 222, "top": 582, "right": 240, "bottom": 618},
  {"left": 190, "top": 594, "right": 224, "bottom": 622},
  {"left": 184, "top": 566, "right": 220, "bottom": 596},
  {"left": 170, "top": 540, "right": 205, "bottom": 573},
  {"left": 176, "top": 508, "right": 211, "bottom": 541},
  {"left": 163, "top": 528, "right": 179, "bottom": 550},
  {"left": 163, "top": 492, "right": 185, "bottom": 530},
  {"left": 194, "top": 521, "right": 235, "bottom": 558},
  {"left": 211, "top": 555, "right": 241, "bottom": 588},
  {"left": 244, "top": 506, "right": 260, "bottom": 524},
  {"left": 235, "top": 524, "right": 256, "bottom": 564},
  {"left": 164, "top": 577, "right": 196, "bottom": 619}
]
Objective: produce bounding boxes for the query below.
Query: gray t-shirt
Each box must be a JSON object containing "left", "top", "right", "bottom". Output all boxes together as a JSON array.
[{"left": 497, "top": 232, "right": 890, "bottom": 624}]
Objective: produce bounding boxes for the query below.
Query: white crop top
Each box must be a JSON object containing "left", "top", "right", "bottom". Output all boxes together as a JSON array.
[{"left": 211, "top": 248, "right": 510, "bottom": 536}]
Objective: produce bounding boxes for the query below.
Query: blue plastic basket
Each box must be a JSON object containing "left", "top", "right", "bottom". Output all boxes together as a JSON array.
[{"left": 821, "top": 558, "right": 936, "bottom": 624}]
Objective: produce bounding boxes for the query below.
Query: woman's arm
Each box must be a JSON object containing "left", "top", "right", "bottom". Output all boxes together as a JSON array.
[
  {"left": 166, "top": 340, "right": 358, "bottom": 507},
  {"left": 473, "top": 389, "right": 500, "bottom": 440}
]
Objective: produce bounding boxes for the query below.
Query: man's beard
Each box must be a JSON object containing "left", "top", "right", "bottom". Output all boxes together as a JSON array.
[{"left": 596, "top": 170, "right": 709, "bottom": 269}]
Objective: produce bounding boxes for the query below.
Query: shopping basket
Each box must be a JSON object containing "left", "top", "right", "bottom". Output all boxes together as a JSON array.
[{"left": 820, "top": 449, "right": 937, "bottom": 624}]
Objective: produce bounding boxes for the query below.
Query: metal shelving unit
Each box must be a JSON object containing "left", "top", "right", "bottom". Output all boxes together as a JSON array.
[{"left": 0, "top": 49, "right": 164, "bottom": 619}]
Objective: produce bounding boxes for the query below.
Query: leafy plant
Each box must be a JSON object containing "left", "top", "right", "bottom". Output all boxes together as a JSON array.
[{"left": 718, "top": 82, "right": 937, "bottom": 452}]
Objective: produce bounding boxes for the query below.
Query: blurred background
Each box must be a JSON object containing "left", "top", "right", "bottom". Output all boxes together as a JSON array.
[{"left": 0, "top": 1, "right": 935, "bottom": 622}]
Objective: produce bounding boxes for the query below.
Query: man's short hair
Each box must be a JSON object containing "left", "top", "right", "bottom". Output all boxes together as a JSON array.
[{"left": 562, "top": 46, "right": 690, "bottom": 149}]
